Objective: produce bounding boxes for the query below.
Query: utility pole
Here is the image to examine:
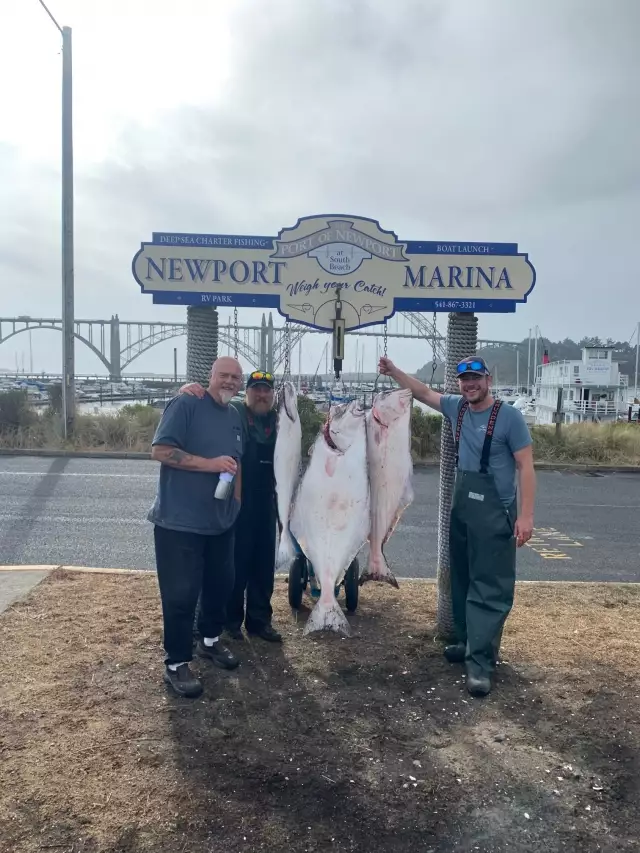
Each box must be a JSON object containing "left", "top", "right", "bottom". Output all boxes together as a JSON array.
[
  {"left": 61, "top": 25, "right": 75, "bottom": 437},
  {"left": 38, "top": 4, "right": 75, "bottom": 436},
  {"left": 527, "top": 328, "right": 531, "bottom": 393},
  {"left": 635, "top": 321, "right": 639, "bottom": 400},
  {"left": 516, "top": 349, "right": 520, "bottom": 392}
]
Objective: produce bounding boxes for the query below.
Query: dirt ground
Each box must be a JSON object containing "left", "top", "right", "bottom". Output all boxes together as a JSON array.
[{"left": 0, "top": 571, "right": 638, "bottom": 853}]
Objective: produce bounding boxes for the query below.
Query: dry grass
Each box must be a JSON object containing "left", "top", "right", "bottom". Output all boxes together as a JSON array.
[
  {"left": 530, "top": 421, "right": 640, "bottom": 464},
  {"left": 0, "top": 406, "right": 160, "bottom": 453},
  {"left": 0, "top": 398, "right": 639, "bottom": 465},
  {"left": 0, "top": 572, "right": 638, "bottom": 853}
]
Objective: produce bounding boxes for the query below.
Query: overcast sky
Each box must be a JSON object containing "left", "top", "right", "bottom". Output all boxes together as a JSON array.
[{"left": 1, "top": 0, "right": 639, "bottom": 378}]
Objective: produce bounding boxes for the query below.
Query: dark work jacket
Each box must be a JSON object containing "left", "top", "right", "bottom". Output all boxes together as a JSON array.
[{"left": 231, "top": 401, "right": 277, "bottom": 527}]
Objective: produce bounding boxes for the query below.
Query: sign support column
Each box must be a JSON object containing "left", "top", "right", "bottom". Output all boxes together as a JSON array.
[
  {"left": 436, "top": 311, "right": 478, "bottom": 638},
  {"left": 186, "top": 306, "right": 218, "bottom": 385}
]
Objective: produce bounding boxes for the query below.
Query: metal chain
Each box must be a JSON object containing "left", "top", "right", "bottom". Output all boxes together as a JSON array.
[
  {"left": 430, "top": 312, "right": 438, "bottom": 384},
  {"left": 233, "top": 307, "right": 239, "bottom": 358},
  {"left": 383, "top": 323, "right": 388, "bottom": 358},
  {"left": 283, "top": 321, "right": 291, "bottom": 379}
]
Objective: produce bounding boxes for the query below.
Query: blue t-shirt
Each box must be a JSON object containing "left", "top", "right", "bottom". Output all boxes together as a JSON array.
[
  {"left": 147, "top": 393, "right": 243, "bottom": 535},
  {"left": 440, "top": 395, "right": 532, "bottom": 506}
]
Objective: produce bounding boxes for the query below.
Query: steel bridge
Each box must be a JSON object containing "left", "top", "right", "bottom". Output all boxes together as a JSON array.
[{"left": 0, "top": 314, "right": 518, "bottom": 378}]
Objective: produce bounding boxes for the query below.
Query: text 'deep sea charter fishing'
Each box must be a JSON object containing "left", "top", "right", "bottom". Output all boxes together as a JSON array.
[{"left": 132, "top": 214, "right": 536, "bottom": 331}]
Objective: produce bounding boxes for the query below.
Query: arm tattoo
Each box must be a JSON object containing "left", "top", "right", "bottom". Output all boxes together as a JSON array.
[{"left": 159, "top": 447, "right": 194, "bottom": 467}]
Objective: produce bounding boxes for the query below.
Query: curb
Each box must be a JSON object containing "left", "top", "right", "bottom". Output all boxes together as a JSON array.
[
  {"left": 0, "top": 566, "right": 639, "bottom": 587},
  {"left": 529, "top": 462, "right": 640, "bottom": 474},
  {"left": 1, "top": 448, "right": 639, "bottom": 474},
  {"left": 0, "top": 449, "right": 150, "bottom": 460},
  {"left": 0, "top": 565, "right": 149, "bottom": 575}
]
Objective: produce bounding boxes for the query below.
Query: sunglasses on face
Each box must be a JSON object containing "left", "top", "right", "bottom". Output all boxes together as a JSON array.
[
  {"left": 457, "top": 360, "right": 486, "bottom": 376},
  {"left": 249, "top": 371, "right": 273, "bottom": 381}
]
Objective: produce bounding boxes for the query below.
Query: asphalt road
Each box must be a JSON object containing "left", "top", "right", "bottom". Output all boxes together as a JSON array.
[{"left": 0, "top": 456, "right": 638, "bottom": 583}]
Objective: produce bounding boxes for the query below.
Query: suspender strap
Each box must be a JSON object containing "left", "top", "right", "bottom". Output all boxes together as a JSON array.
[
  {"left": 454, "top": 398, "right": 503, "bottom": 473},
  {"left": 479, "top": 399, "right": 503, "bottom": 474},
  {"left": 454, "top": 401, "right": 469, "bottom": 467}
]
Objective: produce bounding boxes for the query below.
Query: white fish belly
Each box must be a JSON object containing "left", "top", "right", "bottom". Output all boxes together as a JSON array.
[
  {"left": 367, "top": 409, "right": 413, "bottom": 565},
  {"left": 274, "top": 415, "right": 302, "bottom": 533},
  {"left": 290, "top": 433, "right": 369, "bottom": 595}
]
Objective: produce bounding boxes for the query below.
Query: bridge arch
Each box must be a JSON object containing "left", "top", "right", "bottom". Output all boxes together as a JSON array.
[
  {"left": 0, "top": 324, "right": 112, "bottom": 374},
  {"left": 120, "top": 327, "right": 263, "bottom": 372}
]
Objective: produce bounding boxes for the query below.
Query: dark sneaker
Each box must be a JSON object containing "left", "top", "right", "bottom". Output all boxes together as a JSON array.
[
  {"left": 225, "top": 626, "right": 245, "bottom": 641},
  {"left": 248, "top": 624, "right": 282, "bottom": 643},
  {"left": 164, "top": 663, "right": 203, "bottom": 698},
  {"left": 444, "top": 642, "right": 466, "bottom": 663},
  {"left": 197, "top": 639, "right": 239, "bottom": 670},
  {"left": 467, "top": 674, "right": 492, "bottom": 697}
]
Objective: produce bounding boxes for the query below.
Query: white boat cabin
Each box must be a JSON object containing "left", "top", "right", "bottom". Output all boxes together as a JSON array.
[{"left": 535, "top": 346, "right": 628, "bottom": 424}]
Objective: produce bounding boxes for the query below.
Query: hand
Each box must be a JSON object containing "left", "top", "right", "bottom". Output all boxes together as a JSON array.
[
  {"left": 179, "top": 382, "right": 206, "bottom": 398},
  {"left": 208, "top": 456, "right": 238, "bottom": 475},
  {"left": 378, "top": 356, "right": 396, "bottom": 377},
  {"left": 514, "top": 515, "right": 534, "bottom": 547}
]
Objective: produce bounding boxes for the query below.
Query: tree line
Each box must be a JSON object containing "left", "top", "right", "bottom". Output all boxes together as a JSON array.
[{"left": 416, "top": 337, "right": 638, "bottom": 387}]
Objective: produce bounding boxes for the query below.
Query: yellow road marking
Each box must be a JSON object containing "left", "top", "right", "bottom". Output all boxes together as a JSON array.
[{"left": 526, "top": 526, "right": 585, "bottom": 560}]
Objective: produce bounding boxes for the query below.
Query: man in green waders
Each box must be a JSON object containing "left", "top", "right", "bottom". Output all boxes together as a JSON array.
[{"left": 378, "top": 355, "right": 536, "bottom": 697}]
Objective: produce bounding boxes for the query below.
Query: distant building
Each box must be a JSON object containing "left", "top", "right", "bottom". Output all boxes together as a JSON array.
[{"left": 534, "top": 346, "right": 628, "bottom": 424}]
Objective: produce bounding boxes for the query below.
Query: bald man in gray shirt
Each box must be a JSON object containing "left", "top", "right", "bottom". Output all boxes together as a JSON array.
[{"left": 148, "top": 356, "right": 245, "bottom": 699}]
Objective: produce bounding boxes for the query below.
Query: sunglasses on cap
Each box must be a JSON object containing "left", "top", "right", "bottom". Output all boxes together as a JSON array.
[
  {"left": 249, "top": 371, "right": 273, "bottom": 381},
  {"left": 456, "top": 360, "right": 488, "bottom": 376}
]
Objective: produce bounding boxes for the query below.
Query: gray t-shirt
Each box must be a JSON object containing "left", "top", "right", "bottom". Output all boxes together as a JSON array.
[
  {"left": 440, "top": 395, "right": 532, "bottom": 506},
  {"left": 147, "top": 393, "right": 243, "bottom": 535}
]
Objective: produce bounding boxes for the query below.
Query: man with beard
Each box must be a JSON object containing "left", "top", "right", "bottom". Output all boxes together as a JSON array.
[
  {"left": 180, "top": 369, "right": 282, "bottom": 644},
  {"left": 148, "top": 356, "right": 244, "bottom": 698},
  {"left": 378, "top": 354, "right": 535, "bottom": 697}
]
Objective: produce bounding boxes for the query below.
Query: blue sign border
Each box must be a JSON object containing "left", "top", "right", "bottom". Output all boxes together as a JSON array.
[
  {"left": 134, "top": 214, "right": 535, "bottom": 319},
  {"left": 148, "top": 230, "right": 519, "bottom": 257}
]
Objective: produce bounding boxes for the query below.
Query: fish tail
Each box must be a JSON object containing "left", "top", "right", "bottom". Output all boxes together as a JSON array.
[
  {"left": 359, "top": 549, "right": 399, "bottom": 589},
  {"left": 303, "top": 598, "right": 352, "bottom": 637},
  {"left": 276, "top": 529, "right": 296, "bottom": 570}
]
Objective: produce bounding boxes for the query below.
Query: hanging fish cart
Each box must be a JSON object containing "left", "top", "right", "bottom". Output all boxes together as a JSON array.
[{"left": 287, "top": 536, "right": 360, "bottom": 614}]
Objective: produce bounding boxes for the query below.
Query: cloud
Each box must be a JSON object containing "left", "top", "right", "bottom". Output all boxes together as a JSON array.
[{"left": 1, "top": 0, "right": 639, "bottom": 375}]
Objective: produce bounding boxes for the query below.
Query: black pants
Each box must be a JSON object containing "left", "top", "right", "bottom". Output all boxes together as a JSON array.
[
  {"left": 154, "top": 524, "right": 235, "bottom": 666},
  {"left": 226, "top": 511, "right": 277, "bottom": 633}
]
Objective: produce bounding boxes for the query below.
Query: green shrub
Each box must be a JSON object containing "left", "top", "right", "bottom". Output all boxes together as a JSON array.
[
  {"left": 119, "top": 403, "right": 162, "bottom": 429},
  {"left": 410, "top": 406, "right": 442, "bottom": 458},
  {"left": 297, "top": 394, "right": 325, "bottom": 456},
  {"left": 0, "top": 390, "right": 37, "bottom": 432},
  {"left": 47, "top": 383, "right": 63, "bottom": 415}
]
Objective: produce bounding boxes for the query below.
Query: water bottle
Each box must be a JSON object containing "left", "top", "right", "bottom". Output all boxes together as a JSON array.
[{"left": 214, "top": 471, "right": 234, "bottom": 500}]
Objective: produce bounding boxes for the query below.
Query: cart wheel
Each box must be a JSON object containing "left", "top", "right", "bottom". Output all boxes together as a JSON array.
[
  {"left": 344, "top": 557, "right": 360, "bottom": 612},
  {"left": 288, "top": 554, "right": 307, "bottom": 610}
]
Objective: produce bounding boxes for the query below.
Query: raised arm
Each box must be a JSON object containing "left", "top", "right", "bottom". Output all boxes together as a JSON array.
[{"left": 378, "top": 357, "right": 443, "bottom": 412}]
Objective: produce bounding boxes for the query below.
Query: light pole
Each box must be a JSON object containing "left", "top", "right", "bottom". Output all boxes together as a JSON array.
[
  {"left": 37, "top": 2, "right": 75, "bottom": 437},
  {"left": 635, "top": 321, "right": 639, "bottom": 400}
]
